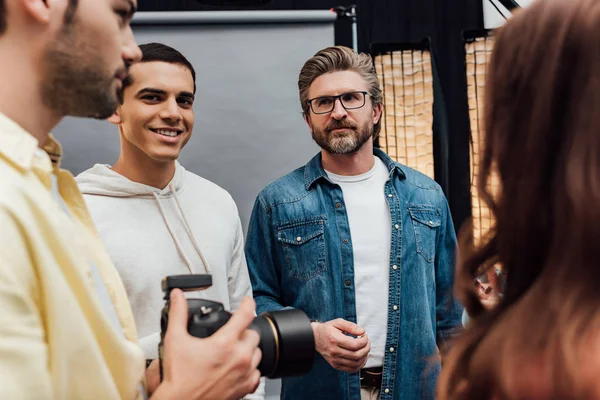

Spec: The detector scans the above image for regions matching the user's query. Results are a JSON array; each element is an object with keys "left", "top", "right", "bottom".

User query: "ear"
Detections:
[
  {"left": 372, "top": 103, "right": 383, "bottom": 125},
  {"left": 20, "top": 0, "right": 52, "bottom": 25},
  {"left": 108, "top": 110, "right": 122, "bottom": 125}
]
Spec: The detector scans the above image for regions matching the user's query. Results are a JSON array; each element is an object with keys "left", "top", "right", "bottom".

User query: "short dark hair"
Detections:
[
  {"left": 119, "top": 42, "right": 196, "bottom": 103},
  {"left": 0, "top": 0, "right": 78, "bottom": 35}
]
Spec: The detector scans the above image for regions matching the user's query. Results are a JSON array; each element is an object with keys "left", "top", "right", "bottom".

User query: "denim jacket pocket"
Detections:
[
  {"left": 408, "top": 206, "right": 442, "bottom": 263},
  {"left": 277, "top": 218, "right": 327, "bottom": 282}
]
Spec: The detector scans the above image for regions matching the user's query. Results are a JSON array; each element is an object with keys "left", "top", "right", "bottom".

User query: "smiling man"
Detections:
[{"left": 76, "top": 42, "right": 263, "bottom": 394}]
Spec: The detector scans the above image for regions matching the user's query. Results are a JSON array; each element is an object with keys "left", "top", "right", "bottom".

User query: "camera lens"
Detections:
[{"left": 249, "top": 309, "right": 315, "bottom": 378}]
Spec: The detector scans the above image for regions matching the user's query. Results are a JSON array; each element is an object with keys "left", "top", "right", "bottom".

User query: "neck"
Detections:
[
  {"left": 0, "top": 40, "right": 61, "bottom": 146},
  {"left": 321, "top": 139, "right": 375, "bottom": 176},
  {"left": 112, "top": 136, "right": 176, "bottom": 190}
]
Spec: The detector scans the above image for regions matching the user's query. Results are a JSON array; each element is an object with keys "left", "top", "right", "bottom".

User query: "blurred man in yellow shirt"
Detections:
[{"left": 0, "top": 0, "right": 261, "bottom": 399}]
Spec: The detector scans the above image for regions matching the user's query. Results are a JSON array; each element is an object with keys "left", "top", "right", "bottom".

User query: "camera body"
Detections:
[{"left": 159, "top": 275, "right": 315, "bottom": 380}]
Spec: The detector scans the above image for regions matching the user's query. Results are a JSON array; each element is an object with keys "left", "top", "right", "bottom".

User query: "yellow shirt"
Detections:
[{"left": 0, "top": 113, "right": 144, "bottom": 399}]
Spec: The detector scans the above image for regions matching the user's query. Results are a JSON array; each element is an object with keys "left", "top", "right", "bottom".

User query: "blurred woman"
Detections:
[{"left": 438, "top": 0, "right": 600, "bottom": 398}]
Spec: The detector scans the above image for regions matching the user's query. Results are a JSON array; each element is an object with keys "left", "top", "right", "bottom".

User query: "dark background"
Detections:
[{"left": 137, "top": 0, "right": 485, "bottom": 232}]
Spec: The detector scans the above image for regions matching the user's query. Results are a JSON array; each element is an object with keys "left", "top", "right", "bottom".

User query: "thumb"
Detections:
[
  {"left": 332, "top": 319, "right": 365, "bottom": 336},
  {"left": 165, "top": 289, "right": 188, "bottom": 337}
]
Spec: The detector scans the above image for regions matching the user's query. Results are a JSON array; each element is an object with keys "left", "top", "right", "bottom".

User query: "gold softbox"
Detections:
[
  {"left": 372, "top": 40, "right": 435, "bottom": 179},
  {"left": 465, "top": 30, "right": 499, "bottom": 246}
]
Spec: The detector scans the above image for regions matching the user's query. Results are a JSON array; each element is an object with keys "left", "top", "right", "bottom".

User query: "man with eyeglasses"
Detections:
[{"left": 245, "top": 46, "right": 463, "bottom": 400}]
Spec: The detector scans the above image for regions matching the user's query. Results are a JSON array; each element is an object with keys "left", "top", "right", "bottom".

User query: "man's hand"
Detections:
[
  {"left": 475, "top": 268, "right": 502, "bottom": 310},
  {"left": 150, "top": 290, "right": 262, "bottom": 400},
  {"left": 145, "top": 360, "right": 160, "bottom": 396},
  {"left": 311, "top": 319, "right": 370, "bottom": 373}
]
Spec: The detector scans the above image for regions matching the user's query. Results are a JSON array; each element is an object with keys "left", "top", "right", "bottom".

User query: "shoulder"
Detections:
[
  {"left": 0, "top": 164, "right": 43, "bottom": 288},
  {"left": 183, "top": 170, "right": 237, "bottom": 208},
  {"left": 397, "top": 163, "right": 442, "bottom": 192},
  {"left": 0, "top": 161, "right": 45, "bottom": 220},
  {"left": 256, "top": 166, "right": 309, "bottom": 208},
  {"left": 394, "top": 163, "right": 447, "bottom": 207}
]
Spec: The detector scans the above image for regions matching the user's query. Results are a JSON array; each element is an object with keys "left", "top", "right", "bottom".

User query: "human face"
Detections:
[
  {"left": 40, "top": 0, "right": 141, "bottom": 119},
  {"left": 113, "top": 61, "right": 195, "bottom": 163},
  {"left": 305, "top": 70, "right": 381, "bottom": 155}
]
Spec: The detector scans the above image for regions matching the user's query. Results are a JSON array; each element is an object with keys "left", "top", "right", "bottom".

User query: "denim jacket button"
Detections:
[
  {"left": 392, "top": 265, "right": 398, "bottom": 270},
  {"left": 384, "top": 388, "right": 390, "bottom": 394},
  {"left": 335, "top": 203, "right": 342, "bottom": 208},
  {"left": 394, "top": 224, "right": 399, "bottom": 229},
  {"left": 387, "top": 193, "right": 393, "bottom": 198},
  {"left": 389, "top": 347, "right": 395, "bottom": 352},
  {"left": 343, "top": 238, "right": 349, "bottom": 244},
  {"left": 345, "top": 279, "right": 351, "bottom": 286},
  {"left": 393, "top": 305, "right": 398, "bottom": 311},
  {"left": 296, "top": 236, "right": 302, "bottom": 242}
]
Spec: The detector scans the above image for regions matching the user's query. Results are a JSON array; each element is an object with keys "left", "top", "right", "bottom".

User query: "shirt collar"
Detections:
[
  {"left": 0, "top": 112, "right": 62, "bottom": 174},
  {"left": 303, "top": 147, "right": 406, "bottom": 190}
]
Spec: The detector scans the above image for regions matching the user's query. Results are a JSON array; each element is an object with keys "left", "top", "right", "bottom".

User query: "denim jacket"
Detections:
[{"left": 245, "top": 148, "right": 463, "bottom": 400}]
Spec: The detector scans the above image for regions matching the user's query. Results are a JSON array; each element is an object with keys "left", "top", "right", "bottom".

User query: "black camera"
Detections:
[{"left": 158, "top": 275, "right": 315, "bottom": 379}]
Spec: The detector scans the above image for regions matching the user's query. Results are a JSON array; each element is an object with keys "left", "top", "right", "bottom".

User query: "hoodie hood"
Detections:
[
  {"left": 76, "top": 161, "right": 185, "bottom": 198},
  {"left": 77, "top": 159, "right": 212, "bottom": 277}
]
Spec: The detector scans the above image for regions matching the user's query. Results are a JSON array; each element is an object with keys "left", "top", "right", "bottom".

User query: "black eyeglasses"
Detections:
[{"left": 306, "top": 91, "right": 369, "bottom": 115}]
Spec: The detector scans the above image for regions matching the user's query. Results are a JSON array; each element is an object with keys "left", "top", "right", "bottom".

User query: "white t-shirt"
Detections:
[{"left": 326, "top": 157, "right": 391, "bottom": 368}]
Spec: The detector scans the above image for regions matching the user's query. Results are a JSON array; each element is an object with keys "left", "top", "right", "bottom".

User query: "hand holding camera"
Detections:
[
  {"left": 150, "top": 289, "right": 261, "bottom": 400},
  {"left": 151, "top": 274, "right": 315, "bottom": 399}
]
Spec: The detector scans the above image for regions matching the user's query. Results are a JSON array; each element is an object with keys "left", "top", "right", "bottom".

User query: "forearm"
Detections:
[
  {"left": 254, "top": 292, "right": 288, "bottom": 315},
  {"left": 435, "top": 198, "right": 464, "bottom": 346}
]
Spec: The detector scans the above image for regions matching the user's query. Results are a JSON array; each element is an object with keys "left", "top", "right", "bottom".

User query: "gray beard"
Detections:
[{"left": 312, "top": 120, "right": 373, "bottom": 155}]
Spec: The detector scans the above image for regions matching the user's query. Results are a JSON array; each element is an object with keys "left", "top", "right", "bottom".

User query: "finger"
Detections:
[
  {"left": 336, "top": 337, "right": 371, "bottom": 361},
  {"left": 335, "top": 332, "right": 370, "bottom": 351},
  {"left": 229, "top": 369, "right": 261, "bottom": 400},
  {"left": 481, "top": 284, "right": 492, "bottom": 294},
  {"left": 245, "top": 370, "right": 261, "bottom": 397},
  {"left": 220, "top": 297, "right": 256, "bottom": 338},
  {"left": 331, "top": 335, "right": 370, "bottom": 360},
  {"left": 358, "top": 356, "right": 368, "bottom": 369},
  {"left": 145, "top": 360, "right": 161, "bottom": 395},
  {"left": 359, "top": 338, "right": 370, "bottom": 363},
  {"left": 251, "top": 347, "right": 262, "bottom": 370},
  {"left": 354, "top": 338, "right": 370, "bottom": 368},
  {"left": 487, "top": 268, "right": 500, "bottom": 291},
  {"left": 331, "top": 347, "right": 366, "bottom": 362},
  {"left": 331, "top": 358, "right": 363, "bottom": 372},
  {"left": 354, "top": 340, "right": 371, "bottom": 361},
  {"left": 481, "top": 297, "right": 500, "bottom": 310},
  {"left": 331, "top": 319, "right": 365, "bottom": 336},
  {"left": 240, "top": 325, "right": 261, "bottom": 349},
  {"left": 164, "top": 289, "right": 188, "bottom": 337}
]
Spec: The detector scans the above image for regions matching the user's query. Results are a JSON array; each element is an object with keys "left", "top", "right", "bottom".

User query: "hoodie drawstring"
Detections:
[
  {"left": 151, "top": 186, "right": 212, "bottom": 275},
  {"left": 169, "top": 183, "right": 212, "bottom": 274}
]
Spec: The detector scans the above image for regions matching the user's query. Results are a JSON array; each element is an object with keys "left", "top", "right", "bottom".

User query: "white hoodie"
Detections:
[{"left": 76, "top": 161, "right": 252, "bottom": 359}]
